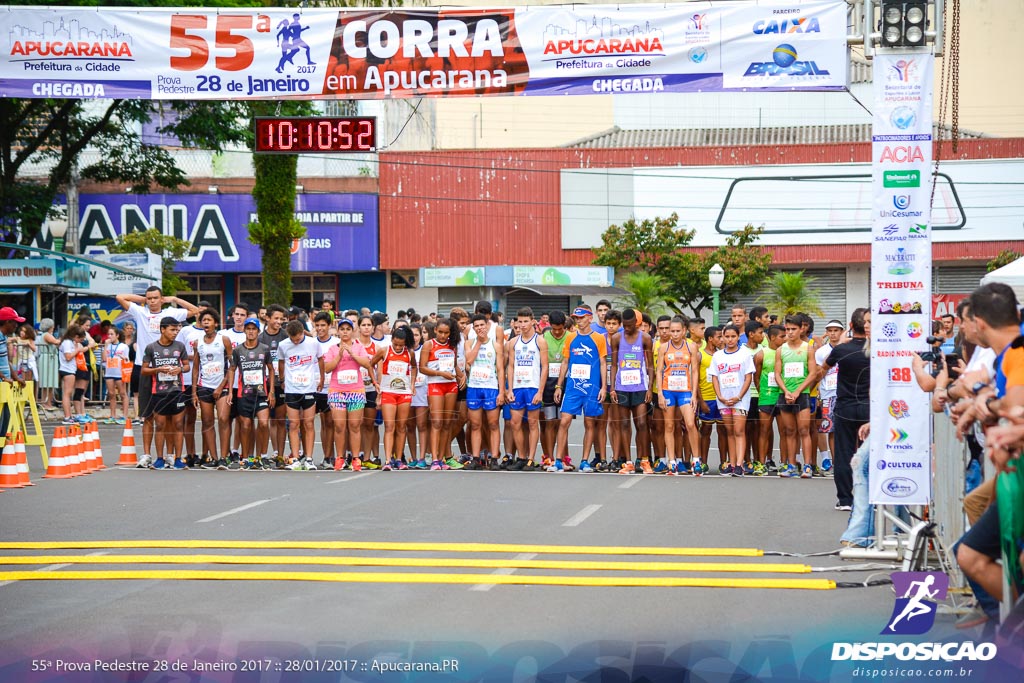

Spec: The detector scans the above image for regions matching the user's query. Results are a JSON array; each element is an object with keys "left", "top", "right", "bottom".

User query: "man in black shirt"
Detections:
[
  {"left": 228, "top": 317, "right": 275, "bottom": 468},
  {"left": 141, "top": 317, "right": 190, "bottom": 469},
  {"left": 823, "top": 308, "right": 871, "bottom": 510},
  {"left": 258, "top": 304, "right": 289, "bottom": 466}
]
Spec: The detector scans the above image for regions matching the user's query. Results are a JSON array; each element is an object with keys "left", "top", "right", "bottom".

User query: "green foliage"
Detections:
[
  {"left": 99, "top": 228, "right": 190, "bottom": 295},
  {"left": 757, "top": 271, "right": 825, "bottom": 318},
  {"left": 593, "top": 216, "right": 771, "bottom": 317},
  {"left": 616, "top": 271, "right": 670, "bottom": 317},
  {"left": 987, "top": 250, "right": 1022, "bottom": 273}
]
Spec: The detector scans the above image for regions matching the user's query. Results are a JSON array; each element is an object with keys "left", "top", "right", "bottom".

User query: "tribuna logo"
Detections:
[{"left": 10, "top": 40, "right": 132, "bottom": 58}]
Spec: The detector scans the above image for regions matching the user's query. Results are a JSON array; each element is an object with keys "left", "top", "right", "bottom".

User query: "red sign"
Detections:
[{"left": 932, "top": 293, "right": 967, "bottom": 320}]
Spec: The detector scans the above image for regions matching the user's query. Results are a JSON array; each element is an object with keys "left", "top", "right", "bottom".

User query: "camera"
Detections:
[{"left": 918, "top": 336, "right": 945, "bottom": 378}]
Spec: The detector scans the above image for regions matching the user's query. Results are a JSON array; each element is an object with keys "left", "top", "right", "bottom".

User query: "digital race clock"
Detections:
[{"left": 254, "top": 116, "right": 376, "bottom": 154}]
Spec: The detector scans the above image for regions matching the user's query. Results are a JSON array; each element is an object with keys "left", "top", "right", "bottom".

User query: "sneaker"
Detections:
[
  {"left": 440, "top": 461, "right": 451, "bottom": 470},
  {"left": 579, "top": 459, "right": 594, "bottom": 473},
  {"left": 779, "top": 464, "right": 796, "bottom": 478},
  {"left": 363, "top": 458, "right": 379, "bottom": 470},
  {"left": 752, "top": 462, "right": 766, "bottom": 476},
  {"left": 523, "top": 459, "right": 539, "bottom": 472},
  {"left": 652, "top": 461, "right": 668, "bottom": 474},
  {"left": 640, "top": 459, "right": 654, "bottom": 474},
  {"left": 134, "top": 417, "right": 145, "bottom": 426},
  {"left": 691, "top": 459, "right": 703, "bottom": 477},
  {"left": 834, "top": 502, "right": 853, "bottom": 512},
  {"left": 732, "top": 465, "right": 744, "bottom": 477},
  {"left": 186, "top": 454, "right": 200, "bottom": 469},
  {"left": 398, "top": 460, "right": 409, "bottom": 471},
  {"left": 719, "top": 464, "right": 734, "bottom": 477},
  {"left": 812, "top": 465, "right": 825, "bottom": 478},
  {"left": 228, "top": 456, "right": 241, "bottom": 470},
  {"left": 261, "top": 457, "right": 277, "bottom": 470},
  {"left": 594, "top": 460, "right": 609, "bottom": 472},
  {"left": 701, "top": 462, "right": 709, "bottom": 474},
  {"left": 445, "top": 457, "right": 464, "bottom": 470},
  {"left": 382, "top": 461, "right": 393, "bottom": 471},
  {"left": 200, "top": 456, "right": 217, "bottom": 470},
  {"left": 287, "top": 457, "right": 308, "bottom": 471},
  {"left": 545, "top": 460, "right": 560, "bottom": 472},
  {"left": 765, "top": 458, "right": 778, "bottom": 473},
  {"left": 801, "top": 464, "right": 814, "bottom": 479},
  {"left": 151, "top": 457, "right": 166, "bottom": 470},
  {"left": 321, "top": 456, "right": 335, "bottom": 470},
  {"left": 743, "top": 462, "right": 754, "bottom": 476},
  {"left": 333, "top": 456, "right": 344, "bottom": 471},
  {"left": 416, "top": 459, "right": 430, "bottom": 470},
  {"left": 215, "top": 458, "right": 228, "bottom": 470},
  {"left": 618, "top": 461, "right": 635, "bottom": 474},
  {"left": 136, "top": 454, "right": 152, "bottom": 469},
  {"left": 430, "top": 460, "right": 442, "bottom": 470},
  {"left": 541, "top": 456, "right": 554, "bottom": 469},
  {"left": 510, "top": 458, "right": 527, "bottom": 471},
  {"left": 61, "top": 417, "right": 76, "bottom": 425},
  {"left": 274, "top": 455, "right": 287, "bottom": 470},
  {"left": 788, "top": 463, "right": 800, "bottom": 477},
  {"left": 351, "top": 457, "right": 362, "bottom": 472},
  {"left": 562, "top": 457, "right": 575, "bottom": 472},
  {"left": 676, "top": 460, "right": 691, "bottom": 475},
  {"left": 173, "top": 458, "right": 187, "bottom": 470},
  {"left": 820, "top": 457, "right": 833, "bottom": 472}
]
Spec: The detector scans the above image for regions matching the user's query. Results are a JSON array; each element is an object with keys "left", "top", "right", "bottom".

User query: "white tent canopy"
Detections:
[{"left": 980, "top": 256, "right": 1024, "bottom": 300}]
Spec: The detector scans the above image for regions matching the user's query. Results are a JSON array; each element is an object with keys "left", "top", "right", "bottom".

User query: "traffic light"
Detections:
[{"left": 880, "top": 1, "right": 928, "bottom": 48}]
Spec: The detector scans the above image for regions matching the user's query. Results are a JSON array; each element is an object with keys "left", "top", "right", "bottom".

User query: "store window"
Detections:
[
  {"left": 235, "top": 274, "right": 337, "bottom": 313},
  {"left": 237, "top": 275, "right": 264, "bottom": 311},
  {"left": 178, "top": 275, "right": 224, "bottom": 318}
]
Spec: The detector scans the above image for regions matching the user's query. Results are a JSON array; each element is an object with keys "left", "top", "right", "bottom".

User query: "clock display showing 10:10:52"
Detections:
[{"left": 254, "top": 116, "right": 376, "bottom": 154}]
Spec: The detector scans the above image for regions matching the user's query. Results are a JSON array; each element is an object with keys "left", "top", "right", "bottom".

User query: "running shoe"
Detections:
[
  {"left": 618, "top": 461, "right": 635, "bottom": 474},
  {"left": 261, "top": 457, "right": 277, "bottom": 470},
  {"left": 430, "top": 460, "right": 442, "bottom": 470},
  {"left": 152, "top": 457, "right": 166, "bottom": 470},
  {"left": 579, "top": 459, "right": 594, "bottom": 473},
  {"left": 523, "top": 459, "right": 539, "bottom": 472},
  {"left": 416, "top": 459, "right": 430, "bottom": 470},
  {"left": 812, "top": 465, "right": 825, "bottom": 478},
  {"left": 200, "top": 456, "right": 217, "bottom": 470},
  {"left": 363, "top": 458, "right": 379, "bottom": 470},
  {"left": 562, "top": 457, "right": 575, "bottom": 472},
  {"left": 732, "top": 465, "right": 744, "bottom": 477},
  {"left": 778, "top": 464, "right": 796, "bottom": 478},
  {"left": 765, "top": 458, "right": 778, "bottom": 473},
  {"left": 321, "top": 456, "right": 336, "bottom": 470},
  {"left": 351, "top": 457, "right": 362, "bottom": 472},
  {"left": 821, "top": 457, "right": 833, "bottom": 473},
  {"left": 594, "top": 460, "right": 609, "bottom": 472},
  {"left": 691, "top": 458, "right": 703, "bottom": 477},
  {"left": 508, "top": 458, "right": 525, "bottom": 471},
  {"left": 445, "top": 457, "right": 464, "bottom": 470},
  {"left": 640, "top": 459, "right": 654, "bottom": 474},
  {"left": 215, "top": 458, "right": 228, "bottom": 470},
  {"left": 545, "top": 459, "right": 562, "bottom": 472},
  {"left": 398, "top": 460, "right": 409, "bottom": 471},
  {"left": 719, "top": 464, "right": 734, "bottom": 477},
  {"left": 676, "top": 460, "right": 691, "bottom": 475},
  {"left": 743, "top": 462, "right": 754, "bottom": 476},
  {"left": 274, "top": 455, "right": 287, "bottom": 470},
  {"left": 440, "top": 461, "right": 451, "bottom": 470},
  {"left": 287, "top": 457, "right": 309, "bottom": 471},
  {"left": 187, "top": 454, "right": 201, "bottom": 469},
  {"left": 801, "top": 464, "right": 814, "bottom": 479},
  {"left": 382, "top": 460, "right": 393, "bottom": 471},
  {"left": 653, "top": 461, "right": 669, "bottom": 474},
  {"left": 173, "top": 457, "right": 186, "bottom": 470},
  {"left": 136, "top": 454, "right": 152, "bottom": 469},
  {"left": 752, "top": 462, "right": 766, "bottom": 476},
  {"left": 61, "top": 417, "right": 76, "bottom": 425},
  {"left": 834, "top": 502, "right": 853, "bottom": 512},
  {"left": 701, "top": 462, "right": 709, "bottom": 474},
  {"left": 228, "top": 455, "right": 241, "bottom": 470},
  {"left": 134, "top": 417, "right": 145, "bottom": 426},
  {"left": 788, "top": 463, "right": 800, "bottom": 477},
  {"left": 541, "top": 456, "right": 553, "bottom": 469}
]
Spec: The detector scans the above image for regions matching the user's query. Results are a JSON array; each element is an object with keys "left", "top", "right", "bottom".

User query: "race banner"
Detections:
[
  {"left": 0, "top": 1, "right": 848, "bottom": 100},
  {"left": 869, "top": 52, "right": 934, "bottom": 506}
]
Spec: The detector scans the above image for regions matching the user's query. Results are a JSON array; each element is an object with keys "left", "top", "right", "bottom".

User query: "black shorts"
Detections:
[
  {"left": 456, "top": 386, "right": 467, "bottom": 402},
  {"left": 271, "top": 385, "right": 285, "bottom": 412},
  {"left": 542, "top": 377, "right": 559, "bottom": 406},
  {"left": 315, "top": 393, "right": 331, "bottom": 414},
  {"left": 195, "top": 386, "right": 227, "bottom": 404},
  {"left": 151, "top": 391, "right": 186, "bottom": 417},
  {"left": 960, "top": 504, "right": 1001, "bottom": 560},
  {"left": 614, "top": 390, "right": 647, "bottom": 408},
  {"left": 138, "top": 367, "right": 154, "bottom": 418},
  {"left": 776, "top": 393, "right": 811, "bottom": 413},
  {"left": 130, "top": 363, "right": 141, "bottom": 395},
  {"left": 285, "top": 393, "right": 316, "bottom": 411},
  {"left": 748, "top": 395, "right": 760, "bottom": 415},
  {"left": 235, "top": 394, "right": 270, "bottom": 418},
  {"left": 365, "top": 389, "right": 379, "bottom": 409},
  {"left": 60, "top": 369, "right": 90, "bottom": 382}
]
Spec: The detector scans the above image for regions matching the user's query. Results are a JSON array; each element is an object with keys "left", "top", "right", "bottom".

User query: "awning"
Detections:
[{"left": 507, "top": 285, "right": 630, "bottom": 296}]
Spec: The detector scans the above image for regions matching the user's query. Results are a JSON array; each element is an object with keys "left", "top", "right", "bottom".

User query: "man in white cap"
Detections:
[{"left": 815, "top": 319, "right": 847, "bottom": 475}]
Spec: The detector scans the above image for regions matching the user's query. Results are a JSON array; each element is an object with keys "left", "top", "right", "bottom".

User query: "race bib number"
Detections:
[
  {"left": 338, "top": 369, "right": 359, "bottom": 385},
  {"left": 784, "top": 362, "right": 804, "bottom": 379},
  {"left": 514, "top": 365, "right": 533, "bottom": 386},
  {"left": 767, "top": 373, "right": 778, "bottom": 388},
  {"left": 721, "top": 372, "right": 740, "bottom": 389},
  {"left": 471, "top": 365, "right": 495, "bottom": 383},
  {"left": 361, "top": 367, "right": 372, "bottom": 384},
  {"left": 389, "top": 361, "right": 409, "bottom": 377},
  {"left": 147, "top": 316, "right": 160, "bottom": 334},
  {"left": 201, "top": 362, "right": 223, "bottom": 380},
  {"left": 243, "top": 369, "right": 263, "bottom": 386},
  {"left": 620, "top": 369, "right": 642, "bottom": 386},
  {"left": 570, "top": 364, "right": 591, "bottom": 380},
  {"left": 548, "top": 362, "right": 561, "bottom": 378},
  {"left": 106, "top": 356, "right": 120, "bottom": 369},
  {"left": 415, "top": 373, "right": 427, "bottom": 387},
  {"left": 437, "top": 358, "right": 455, "bottom": 374},
  {"left": 824, "top": 373, "right": 838, "bottom": 391},
  {"left": 667, "top": 373, "right": 688, "bottom": 391},
  {"left": 293, "top": 370, "right": 312, "bottom": 387},
  {"left": 158, "top": 372, "right": 177, "bottom": 383}
]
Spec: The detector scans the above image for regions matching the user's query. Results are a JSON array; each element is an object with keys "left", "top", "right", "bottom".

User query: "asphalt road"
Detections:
[{"left": 0, "top": 420, "right": 987, "bottom": 682}]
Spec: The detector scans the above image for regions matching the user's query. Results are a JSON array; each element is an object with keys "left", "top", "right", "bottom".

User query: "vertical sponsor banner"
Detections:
[{"left": 870, "top": 53, "right": 934, "bottom": 506}]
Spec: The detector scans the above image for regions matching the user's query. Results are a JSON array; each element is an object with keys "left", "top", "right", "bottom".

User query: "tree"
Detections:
[
  {"left": 987, "top": 249, "right": 1022, "bottom": 273},
  {"left": 99, "top": 228, "right": 190, "bottom": 295},
  {"left": 593, "top": 216, "right": 771, "bottom": 317},
  {"left": 616, "top": 271, "right": 670, "bottom": 317},
  {"left": 757, "top": 271, "right": 825, "bottom": 318}
]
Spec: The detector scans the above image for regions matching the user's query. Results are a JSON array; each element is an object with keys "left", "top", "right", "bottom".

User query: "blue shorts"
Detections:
[
  {"left": 560, "top": 391, "right": 604, "bottom": 418},
  {"left": 466, "top": 387, "right": 499, "bottom": 411},
  {"left": 502, "top": 403, "right": 512, "bottom": 421},
  {"left": 510, "top": 387, "right": 541, "bottom": 411},
  {"left": 809, "top": 396, "right": 818, "bottom": 413},
  {"left": 662, "top": 390, "right": 692, "bottom": 407},
  {"left": 698, "top": 399, "right": 722, "bottom": 423}
]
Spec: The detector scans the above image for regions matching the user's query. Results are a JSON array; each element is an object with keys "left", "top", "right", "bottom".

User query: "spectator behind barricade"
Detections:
[
  {"left": 0, "top": 306, "right": 26, "bottom": 386},
  {"left": 37, "top": 318, "right": 60, "bottom": 412},
  {"left": 14, "top": 323, "right": 37, "bottom": 383},
  {"left": 940, "top": 313, "right": 957, "bottom": 354}
]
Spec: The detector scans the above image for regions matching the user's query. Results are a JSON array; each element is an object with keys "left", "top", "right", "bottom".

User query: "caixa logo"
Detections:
[
  {"left": 751, "top": 16, "right": 822, "bottom": 34},
  {"left": 743, "top": 44, "right": 830, "bottom": 78}
]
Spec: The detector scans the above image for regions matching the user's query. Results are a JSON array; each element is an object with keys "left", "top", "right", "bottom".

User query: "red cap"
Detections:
[{"left": 0, "top": 307, "right": 25, "bottom": 323}]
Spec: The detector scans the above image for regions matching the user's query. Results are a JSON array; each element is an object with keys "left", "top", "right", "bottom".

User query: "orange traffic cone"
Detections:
[
  {"left": 117, "top": 422, "right": 138, "bottom": 466},
  {"left": 14, "top": 431, "right": 33, "bottom": 486},
  {"left": 0, "top": 437, "right": 22, "bottom": 489},
  {"left": 83, "top": 422, "right": 100, "bottom": 472},
  {"left": 43, "top": 426, "right": 75, "bottom": 479},
  {"left": 68, "top": 425, "right": 85, "bottom": 476}
]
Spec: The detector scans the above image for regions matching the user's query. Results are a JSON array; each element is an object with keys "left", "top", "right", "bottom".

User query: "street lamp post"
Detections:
[
  {"left": 47, "top": 216, "right": 69, "bottom": 253},
  {"left": 708, "top": 263, "right": 725, "bottom": 327}
]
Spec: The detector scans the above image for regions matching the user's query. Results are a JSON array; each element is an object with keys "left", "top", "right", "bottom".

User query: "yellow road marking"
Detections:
[
  {"left": 0, "top": 555, "right": 810, "bottom": 573},
  {"left": 0, "top": 570, "right": 835, "bottom": 590},
  {"left": 0, "top": 541, "right": 763, "bottom": 557}
]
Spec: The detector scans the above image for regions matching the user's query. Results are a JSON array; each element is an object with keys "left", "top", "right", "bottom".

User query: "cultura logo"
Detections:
[
  {"left": 743, "top": 44, "right": 830, "bottom": 77},
  {"left": 889, "top": 428, "right": 909, "bottom": 443},
  {"left": 751, "top": 16, "right": 822, "bottom": 34}
]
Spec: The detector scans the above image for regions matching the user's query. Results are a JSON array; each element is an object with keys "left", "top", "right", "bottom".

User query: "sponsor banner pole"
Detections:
[{"left": 869, "top": 52, "right": 934, "bottom": 506}]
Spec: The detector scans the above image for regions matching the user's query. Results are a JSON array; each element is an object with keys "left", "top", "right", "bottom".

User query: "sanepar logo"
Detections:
[{"left": 884, "top": 170, "right": 921, "bottom": 188}]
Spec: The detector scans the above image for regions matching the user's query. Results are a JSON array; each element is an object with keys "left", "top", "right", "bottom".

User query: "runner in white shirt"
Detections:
[
  {"left": 116, "top": 287, "right": 197, "bottom": 464},
  {"left": 465, "top": 313, "right": 505, "bottom": 467},
  {"left": 277, "top": 320, "right": 325, "bottom": 470},
  {"left": 220, "top": 303, "right": 250, "bottom": 461},
  {"left": 101, "top": 327, "right": 130, "bottom": 424},
  {"left": 175, "top": 318, "right": 206, "bottom": 467},
  {"left": 708, "top": 324, "right": 755, "bottom": 477},
  {"left": 191, "top": 308, "right": 232, "bottom": 469},
  {"left": 814, "top": 320, "right": 846, "bottom": 471}
]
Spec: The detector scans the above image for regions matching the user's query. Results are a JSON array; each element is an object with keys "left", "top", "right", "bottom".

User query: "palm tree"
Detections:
[
  {"left": 616, "top": 271, "right": 669, "bottom": 317},
  {"left": 757, "top": 271, "right": 825, "bottom": 318}
]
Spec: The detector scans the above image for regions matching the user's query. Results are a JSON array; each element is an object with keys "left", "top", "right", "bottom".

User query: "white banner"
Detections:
[
  {"left": 85, "top": 253, "right": 161, "bottom": 297},
  {"left": 0, "top": 1, "right": 848, "bottom": 100},
  {"left": 869, "top": 52, "right": 934, "bottom": 506}
]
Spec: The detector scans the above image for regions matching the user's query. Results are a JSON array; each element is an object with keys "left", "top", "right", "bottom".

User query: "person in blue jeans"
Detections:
[{"left": 840, "top": 425, "right": 874, "bottom": 547}]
